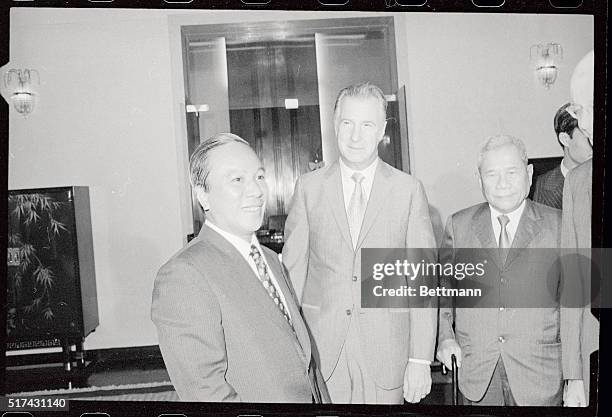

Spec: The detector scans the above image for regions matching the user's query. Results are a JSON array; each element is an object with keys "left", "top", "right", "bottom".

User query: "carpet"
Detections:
[{"left": 9, "top": 381, "right": 180, "bottom": 401}]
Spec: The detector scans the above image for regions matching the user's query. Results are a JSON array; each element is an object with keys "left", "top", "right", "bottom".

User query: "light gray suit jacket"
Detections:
[
  {"left": 561, "top": 159, "right": 599, "bottom": 404},
  {"left": 283, "top": 160, "right": 437, "bottom": 389},
  {"left": 438, "top": 200, "right": 572, "bottom": 405},
  {"left": 151, "top": 225, "right": 328, "bottom": 403}
]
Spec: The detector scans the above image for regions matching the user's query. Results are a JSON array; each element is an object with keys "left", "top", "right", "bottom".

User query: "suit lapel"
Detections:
[
  {"left": 199, "top": 226, "right": 297, "bottom": 339},
  {"left": 323, "top": 162, "right": 353, "bottom": 249},
  {"left": 472, "top": 203, "right": 502, "bottom": 269},
  {"left": 263, "top": 250, "right": 311, "bottom": 362},
  {"left": 356, "top": 161, "right": 393, "bottom": 249},
  {"left": 505, "top": 200, "right": 541, "bottom": 267}
]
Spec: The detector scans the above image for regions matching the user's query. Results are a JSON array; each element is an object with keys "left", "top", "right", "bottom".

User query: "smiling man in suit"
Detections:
[
  {"left": 283, "top": 82, "right": 437, "bottom": 404},
  {"left": 436, "top": 135, "right": 577, "bottom": 406},
  {"left": 151, "top": 133, "right": 327, "bottom": 402}
]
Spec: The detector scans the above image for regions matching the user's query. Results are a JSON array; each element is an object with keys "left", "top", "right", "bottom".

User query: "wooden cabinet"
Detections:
[{"left": 7, "top": 186, "right": 98, "bottom": 356}]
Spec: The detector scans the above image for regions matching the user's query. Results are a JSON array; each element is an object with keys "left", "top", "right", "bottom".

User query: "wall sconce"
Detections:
[
  {"left": 530, "top": 43, "right": 563, "bottom": 89},
  {"left": 4, "top": 69, "right": 39, "bottom": 117}
]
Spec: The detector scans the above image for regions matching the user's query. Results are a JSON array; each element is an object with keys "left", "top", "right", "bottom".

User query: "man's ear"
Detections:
[
  {"left": 195, "top": 187, "right": 210, "bottom": 211},
  {"left": 527, "top": 163, "right": 534, "bottom": 186},
  {"left": 558, "top": 132, "right": 571, "bottom": 147},
  {"left": 377, "top": 120, "right": 388, "bottom": 144}
]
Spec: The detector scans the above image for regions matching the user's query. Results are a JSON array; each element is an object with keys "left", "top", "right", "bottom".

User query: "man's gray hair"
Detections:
[
  {"left": 189, "top": 132, "right": 249, "bottom": 191},
  {"left": 333, "top": 82, "right": 387, "bottom": 122},
  {"left": 477, "top": 135, "right": 529, "bottom": 170}
]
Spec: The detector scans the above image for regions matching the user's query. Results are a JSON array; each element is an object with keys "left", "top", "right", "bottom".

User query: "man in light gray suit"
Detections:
[
  {"left": 437, "top": 135, "right": 579, "bottom": 406},
  {"left": 152, "top": 133, "right": 328, "bottom": 402},
  {"left": 283, "top": 82, "right": 437, "bottom": 404},
  {"left": 561, "top": 50, "right": 599, "bottom": 407}
]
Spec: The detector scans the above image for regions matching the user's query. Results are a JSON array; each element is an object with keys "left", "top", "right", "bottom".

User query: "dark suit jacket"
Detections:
[
  {"left": 283, "top": 160, "right": 437, "bottom": 389},
  {"left": 533, "top": 165, "right": 564, "bottom": 209},
  {"left": 151, "top": 225, "right": 328, "bottom": 402},
  {"left": 560, "top": 159, "right": 598, "bottom": 404},
  {"left": 438, "top": 200, "right": 574, "bottom": 405}
]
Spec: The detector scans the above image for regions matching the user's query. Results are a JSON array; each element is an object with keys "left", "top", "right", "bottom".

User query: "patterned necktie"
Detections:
[
  {"left": 348, "top": 172, "right": 366, "bottom": 248},
  {"left": 249, "top": 245, "right": 293, "bottom": 327},
  {"left": 497, "top": 214, "right": 511, "bottom": 263}
]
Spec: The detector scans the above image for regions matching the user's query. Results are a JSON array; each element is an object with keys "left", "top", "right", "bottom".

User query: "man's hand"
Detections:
[
  {"left": 403, "top": 362, "right": 431, "bottom": 403},
  {"left": 436, "top": 339, "right": 462, "bottom": 370},
  {"left": 564, "top": 380, "right": 586, "bottom": 407}
]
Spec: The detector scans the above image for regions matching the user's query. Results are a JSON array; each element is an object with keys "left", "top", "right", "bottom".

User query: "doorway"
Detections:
[{"left": 181, "top": 17, "right": 405, "bottom": 235}]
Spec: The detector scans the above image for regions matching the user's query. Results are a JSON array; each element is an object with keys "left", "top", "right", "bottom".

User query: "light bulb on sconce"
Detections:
[
  {"left": 530, "top": 43, "right": 563, "bottom": 89},
  {"left": 4, "top": 69, "right": 39, "bottom": 117}
]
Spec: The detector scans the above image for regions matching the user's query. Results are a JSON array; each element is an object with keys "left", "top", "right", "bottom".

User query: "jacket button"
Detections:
[
  {"left": 346, "top": 309, "right": 352, "bottom": 316},
  {"left": 498, "top": 336, "right": 505, "bottom": 343},
  {"left": 352, "top": 276, "right": 358, "bottom": 282}
]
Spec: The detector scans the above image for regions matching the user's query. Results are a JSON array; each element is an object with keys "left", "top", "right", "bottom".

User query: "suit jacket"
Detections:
[
  {"left": 533, "top": 165, "right": 564, "bottom": 209},
  {"left": 283, "top": 160, "right": 437, "bottom": 389},
  {"left": 151, "top": 225, "right": 329, "bottom": 403},
  {"left": 438, "top": 200, "right": 573, "bottom": 405},
  {"left": 560, "top": 159, "right": 599, "bottom": 405}
]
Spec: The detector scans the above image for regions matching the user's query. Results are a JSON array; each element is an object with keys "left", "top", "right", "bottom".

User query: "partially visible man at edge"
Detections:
[
  {"left": 533, "top": 102, "right": 592, "bottom": 209},
  {"left": 151, "top": 133, "right": 329, "bottom": 403},
  {"left": 560, "top": 49, "right": 599, "bottom": 407}
]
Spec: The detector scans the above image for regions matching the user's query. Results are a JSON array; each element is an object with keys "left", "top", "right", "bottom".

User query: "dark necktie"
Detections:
[
  {"left": 497, "top": 214, "right": 511, "bottom": 263},
  {"left": 249, "top": 245, "right": 293, "bottom": 327}
]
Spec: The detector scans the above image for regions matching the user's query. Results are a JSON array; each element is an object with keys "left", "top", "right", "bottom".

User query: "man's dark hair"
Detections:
[
  {"left": 553, "top": 102, "right": 579, "bottom": 148},
  {"left": 189, "top": 133, "right": 249, "bottom": 191},
  {"left": 333, "top": 82, "right": 387, "bottom": 123}
]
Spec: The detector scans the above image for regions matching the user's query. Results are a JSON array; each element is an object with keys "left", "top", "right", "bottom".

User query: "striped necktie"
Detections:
[{"left": 249, "top": 245, "right": 293, "bottom": 327}]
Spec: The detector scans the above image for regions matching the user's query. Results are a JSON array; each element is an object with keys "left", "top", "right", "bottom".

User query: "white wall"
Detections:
[
  {"left": 5, "top": 8, "right": 593, "bottom": 351},
  {"left": 397, "top": 13, "right": 593, "bottom": 237},
  {"left": 6, "top": 8, "right": 185, "bottom": 351}
]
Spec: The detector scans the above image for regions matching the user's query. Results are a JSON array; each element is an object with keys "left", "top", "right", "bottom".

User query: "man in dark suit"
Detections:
[
  {"left": 561, "top": 50, "right": 598, "bottom": 407},
  {"left": 437, "top": 135, "right": 578, "bottom": 406},
  {"left": 283, "top": 82, "right": 437, "bottom": 404},
  {"left": 533, "top": 103, "right": 592, "bottom": 209},
  {"left": 151, "top": 133, "right": 328, "bottom": 403}
]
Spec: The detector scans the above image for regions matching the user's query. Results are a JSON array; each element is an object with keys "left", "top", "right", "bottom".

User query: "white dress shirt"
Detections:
[
  {"left": 205, "top": 220, "right": 291, "bottom": 319},
  {"left": 339, "top": 157, "right": 378, "bottom": 212},
  {"left": 489, "top": 200, "right": 526, "bottom": 247}
]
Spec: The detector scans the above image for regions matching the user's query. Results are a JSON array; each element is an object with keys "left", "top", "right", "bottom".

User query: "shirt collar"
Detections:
[
  {"left": 489, "top": 199, "right": 526, "bottom": 226},
  {"left": 338, "top": 157, "right": 379, "bottom": 182},
  {"left": 205, "top": 219, "right": 258, "bottom": 258}
]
